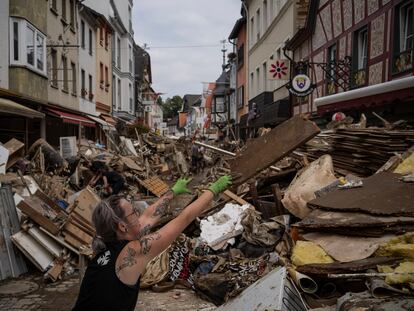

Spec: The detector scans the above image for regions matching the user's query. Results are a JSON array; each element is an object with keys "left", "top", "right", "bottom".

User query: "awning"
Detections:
[
  {"left": 46, "top": 107, "right": 96, "bottom": 127},
  {"left": 100, "top": 114, "right": 117, "bottom": 126},
  {"left": 113, "top": 116, "right": 134, "bottom": 125},
  {"left": 88, "top": 115, "right": 116, "bottom": 131},
  {"left": 316, "top": 76, "right": 414, "bottom": 114},
  {"left": 0, "top": 98, "right": 45, "bottom": 118}
]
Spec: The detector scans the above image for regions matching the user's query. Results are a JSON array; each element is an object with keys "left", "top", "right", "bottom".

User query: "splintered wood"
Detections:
[{"left": 139, "top": 176, "right": 170, "bottom": 197}]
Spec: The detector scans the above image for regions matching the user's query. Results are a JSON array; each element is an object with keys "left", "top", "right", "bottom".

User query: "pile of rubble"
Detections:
[{"left": 1, "top": 114, "right": 414, "bottom": 310}]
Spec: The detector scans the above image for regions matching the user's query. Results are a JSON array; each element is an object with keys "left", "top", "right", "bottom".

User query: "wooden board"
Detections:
[
  {"left": 63, "top": 222, "right": 93, "bottom": 245},
  {"left": 230, "top": 116, "right": 320, "bottom": 186},
  {"left": 139, "top": 176, "right": 170, "bottom": 197},
  {"left": 72, "top": 186, "right": 100, "bottom": 225},
  {"left": 3, "top": 138, "right": 24, "bottom": 169},
  {"left": 17, "top": 197, "right": 60, "bottom": 235}
]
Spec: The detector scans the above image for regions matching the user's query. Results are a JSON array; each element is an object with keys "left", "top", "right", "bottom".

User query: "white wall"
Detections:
[
  {"left": 78, "top": 15, "right": 97, "bottom": 115},
  {"left": 0, "top": 0, "right": 9, "bottom": 89}
]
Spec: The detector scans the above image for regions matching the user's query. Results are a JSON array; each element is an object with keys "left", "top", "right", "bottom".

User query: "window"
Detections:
[
  {"left": 26, "top": 26, "right": 34, "bottom": 66},
  {"left": 129, "top": 45, "right": 132, "bottom": 72},
  {"left": 89, "top": 28, "right": 93, "bottom": 55},
  {"left": 112, "top": 74, "right": 116, "bottom": 108},
  {"left": 81, "top": 21, "right": 85, "bottom": 49},
  {"left": 128, "top": 6, "right": 133, "bottom": 34},
  {"left": 88, "top": 74, "right": 93, "bottom": 100},
  {"left": 100, "top": 63, "right": 104, "bottom": 86},
  {"left": 117, "top": 78, "right": 121, "bottom": 109},
  {"left": 352, "top": 27, "right": 368, "bottom": 88},
  {"left": 250, "top": 72, "right": 254, "bottom": 96},
  {"left": 69, "top": 0, "right": 75, "bottom": 30},
  {"left": 327, "top": 44, "right": 337, "bottom": 94},
  {"left": 276, "top": 47, "right": 281, "bottom": 60},
  {"left": 237, "top": 44, "right": 244, "bottom": 68},
  {"left": 71, "top": 62, "right": 76, "bottom": 95},
  {"left": 237, "top": 86, "right": 244, "bottom": 109},
  {"left": 51, "top": 0, "right": 57, "bottom": 13},
  {"left": 250, "top": 17, "right": 254, "bottom": 46},
  {"left": 263, "top": 0, "right": 268, "bottom": 31},
  {"left": 256, "top": 9, "right": 261, "bottom": 41},
  {"left": 61, "top": 0, "right": 67, "bottom": 22},
  {"left": 62, "top": 55, "right": 68, "bottom": 91},
  {"left": 100, "top": 28, "right": 104, "bottom": 46},
  {"left": 256, "top": 67, "right": 260, "bottom": 92},
  {"left": 13, "top": 21, "right": 19, "bottom": 61},
  {"left": 81, "top": 69, "right": 86, "bottom": 98},
  {"left": 105, "top": 66, "right": 109, "bottom": 90},
  {"left": 36, "top": 34, "right": 44, "bottom": 71},
  {"left": 51, "top": 49, "right": 58, "bottom": 87},
  {"left": 129, "top": 83, "right": 133, "bottom": 112},
  {"left": 10, "top": 19, "right": 47, "bottom": 75},
  {"left": 117, "top": 37, "right": 121, "bottom": 68},
  {"left": 105, "top": 29, "right": 109, "bottom": 49},
  {"left": 393, "top": 0, "right": 413, "bottom": 74},
  {"left": 262, "top": 62, "right": 267, "bottom": 92}
]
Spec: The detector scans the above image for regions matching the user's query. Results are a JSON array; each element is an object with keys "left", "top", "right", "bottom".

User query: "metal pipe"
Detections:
[{"left": 194, "top": 140, "right": 281, "bottom": 171}]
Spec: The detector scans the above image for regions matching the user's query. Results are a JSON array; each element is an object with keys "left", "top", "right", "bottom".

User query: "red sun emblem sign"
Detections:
[{"left": 269, "top": 61, "right": 288, "bottom": 79}]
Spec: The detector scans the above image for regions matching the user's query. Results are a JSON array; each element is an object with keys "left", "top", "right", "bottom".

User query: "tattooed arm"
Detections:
[
  {"left": 134, "top": 191, "right": 174, "bottom": 237},
  {"left": 115, "top": 190, "right": 214, "bottom": 286}
]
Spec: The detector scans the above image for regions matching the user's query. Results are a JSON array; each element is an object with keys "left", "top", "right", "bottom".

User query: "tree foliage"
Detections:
[{"left": 161, "top": 95, "right": 183, "bottom": 119}]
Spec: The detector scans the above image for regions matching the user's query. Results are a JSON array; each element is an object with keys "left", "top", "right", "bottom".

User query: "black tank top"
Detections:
[{"left": 72, "top": 240, "right": 140, "bottom": 311}]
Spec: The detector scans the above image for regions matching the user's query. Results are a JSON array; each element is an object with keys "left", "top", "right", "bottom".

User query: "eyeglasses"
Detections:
[{"left": 124, "top": 206, "right": 140, "bottom": 219}]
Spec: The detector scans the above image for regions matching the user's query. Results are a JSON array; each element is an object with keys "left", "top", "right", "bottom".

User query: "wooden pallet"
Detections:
[{"left": 139, "top": 176, "right": 170, "bottom": 197}]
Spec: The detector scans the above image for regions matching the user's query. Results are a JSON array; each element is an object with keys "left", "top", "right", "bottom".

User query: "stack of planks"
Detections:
[{"left": 297, "top": 128, "right": 414, "bottom": 176}]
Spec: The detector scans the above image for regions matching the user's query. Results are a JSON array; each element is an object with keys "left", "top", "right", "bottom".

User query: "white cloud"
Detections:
[{"left": 133, "top": 0, "right": 241, "bottom": 98}]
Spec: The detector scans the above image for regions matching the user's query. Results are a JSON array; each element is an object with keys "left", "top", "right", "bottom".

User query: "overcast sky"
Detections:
[{"left": 133, "top": 0, "right": 242, "bottom": 100}]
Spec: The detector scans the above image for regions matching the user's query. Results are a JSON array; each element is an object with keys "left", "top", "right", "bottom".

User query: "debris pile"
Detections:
[{"left": 0, "top": 114, "right": 414, "bottom": 310}]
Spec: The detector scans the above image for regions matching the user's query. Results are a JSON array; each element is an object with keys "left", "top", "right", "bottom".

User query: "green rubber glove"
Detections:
[
  {"left": 171, "top": 178, "right": 192, "bottom": 195},
  {"left": 208, "top": 175, "right": 232, "bottom": 195}
]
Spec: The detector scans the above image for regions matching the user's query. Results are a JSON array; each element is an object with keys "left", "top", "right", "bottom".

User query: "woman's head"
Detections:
[{"left": 91, "top": 195, "right": 142, "bottom": 254}]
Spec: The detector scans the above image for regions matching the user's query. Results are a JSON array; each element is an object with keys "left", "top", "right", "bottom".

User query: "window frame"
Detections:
[
  {"left": 9, "top": 18, "right": 47, "bottom": 76},
  {"left": 61, "top": 55, "right": 68, "bottom": 92},
  {"left": 392, "top": 0, "right": 413, "bottom": 75},
  {"left": 61, "top": 0, "right": 67, "bottom": 23},
  {"left": 88, "top": 28, "right": 93, "bottom": 55},
  {"left": 351, "top": 26, "right": 368, "bottom": 88},
  {"left": 71, "top": 62, "right": 77, "bottom": 96}
]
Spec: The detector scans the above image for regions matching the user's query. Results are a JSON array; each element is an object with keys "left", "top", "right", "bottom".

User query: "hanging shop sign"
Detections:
[{"left": 287, "top": 74, "right": 315, "bottom": 97}]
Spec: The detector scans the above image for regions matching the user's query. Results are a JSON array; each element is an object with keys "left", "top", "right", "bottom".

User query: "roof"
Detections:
[
  {"left": 285, "top": 0, "right": 319, "bottom": 51},
  {"left": 214, "top": 71, "right": 230, "bottom": 96},
  {"left": 82, "top": 5, "right": 114, "bottom": 32},
  {"left": 182, "top": 94, "right": 202, "bottom": 112},
  {"left": 228, "top": 17, "right": 246, "bottom": 40}
]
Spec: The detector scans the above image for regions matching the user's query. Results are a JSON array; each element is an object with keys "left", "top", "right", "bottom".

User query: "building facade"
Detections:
[{"left": 286, "top": 0, "right": 414, "bottom": 123}]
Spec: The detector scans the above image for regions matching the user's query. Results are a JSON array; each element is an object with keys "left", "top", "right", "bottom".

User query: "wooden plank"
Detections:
[
  {"left": 230, "top": 116, "right": 320, "bottom": 186},
  {"left": 17, "top": 198, "right": 59, "bottom": 235},
  {"left": 63, "top": 234, "right": 84, "bottom": 250},
  {"left": 222, "top": 190, "right": 250, "bottom": 206},
  {"left": 71, "top": 186, "right": 100, "bottom": 225},
  {"left": 63, "top": 222, "right": 93, "bottom": 245},
  {"left": 34, "top": 189, "right": 65, "bottom": 214},
  {"left": 3, "top": 138, "right": 24, "bottom": 169}
]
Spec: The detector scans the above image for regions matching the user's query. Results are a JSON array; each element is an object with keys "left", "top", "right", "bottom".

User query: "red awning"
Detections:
[{"left": 46, "top": 107, "right": 96, "bottom": 127}]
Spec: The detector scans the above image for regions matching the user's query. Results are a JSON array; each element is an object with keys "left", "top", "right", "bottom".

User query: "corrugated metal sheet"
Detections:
[{"left": 0, "top": 185, "right": 28, "bottom": 280}]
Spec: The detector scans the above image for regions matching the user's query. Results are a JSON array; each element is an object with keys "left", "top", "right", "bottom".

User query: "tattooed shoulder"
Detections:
[
  {"left": 116, "top": 246, "right": 138, "bottom": 276},
  {"left": 139, "top": 232, "right": 161, "bottom": 255}
]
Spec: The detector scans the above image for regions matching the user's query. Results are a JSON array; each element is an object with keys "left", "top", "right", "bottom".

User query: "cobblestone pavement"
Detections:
[{"left": 0, "top": 272, "right": 216, "bottom": 310}]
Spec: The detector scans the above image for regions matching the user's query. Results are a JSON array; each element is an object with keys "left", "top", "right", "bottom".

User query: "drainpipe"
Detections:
[{"left": 241, "top": 0, "right": 249, "bottom": 138}]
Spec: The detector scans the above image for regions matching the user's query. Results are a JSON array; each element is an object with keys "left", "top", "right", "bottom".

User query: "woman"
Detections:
[{"left": 72, "top": 175, "right": 232, "bottom": 311}]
